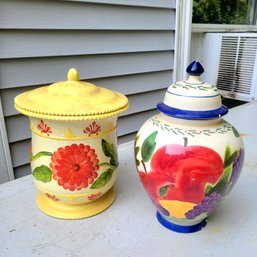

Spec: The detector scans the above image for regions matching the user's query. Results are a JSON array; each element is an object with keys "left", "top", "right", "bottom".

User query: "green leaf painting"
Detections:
[
  {"left": 30, "top": 151, "right": 53, "bottom": 161},
  {"left": 159, "top": 185, "right": 169, "bottom": 197},
  {"left": 224, "top": 144, "right": 231, "bottom": 167},
  {"left": 205, "top": 164, "right": 232, "bottom": 197},
  {"left": 92, "top": 139, "right": 119, "bottom": 189},
  {"left": 134, "top": 136, "right": 141, "bottom": 166},
  {"left": 232, "top": 126, "right": 240, "bottom": 138},
  {"left": 135, "top": 146, "right": 140, "bottom": 166},
  {"left": 141, "top": 131, "right": 158, "bottom": 162},
  {"left": 205, "top": 145, "right": 239, "bottom": 196},
  {"left": 102, "top": 139, "right": 119, "bottom": 167},
  {"left": 224, "top": 145, "right": 239, "bottom": 168},
  {"left": 32, "top": 165, "right": 52, "bottom": 183},
  {"left": 90, "top": 169, "right": 113, "bottom": 189}
]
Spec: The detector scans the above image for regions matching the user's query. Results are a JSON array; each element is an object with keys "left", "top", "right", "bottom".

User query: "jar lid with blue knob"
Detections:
[{"left": 157, "top": 61, "right": 228, "bottom": 120}]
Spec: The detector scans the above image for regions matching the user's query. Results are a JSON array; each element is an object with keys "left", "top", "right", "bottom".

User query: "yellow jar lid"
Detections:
[{"left": 14, "top": 68, "right": 129, "bottom": 121}]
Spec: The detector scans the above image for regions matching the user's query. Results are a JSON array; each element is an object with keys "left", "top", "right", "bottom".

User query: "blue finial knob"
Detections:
[{"left": 186, "top": 61, "right": 204, "bottom": 76}]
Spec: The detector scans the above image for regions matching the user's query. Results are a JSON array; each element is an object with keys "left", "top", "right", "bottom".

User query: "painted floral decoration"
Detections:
[
  {"left": 45, "top": 193, "right": 59, "bottom": 202},
  {"left": 37, "top": 119, "right": 52, "bottom": 136},
  {"left": 50, "top": 144, "right": 99, "bottom": 191},
  {"left": 30, "top": 140, "right": 118, "bottom": 193},
  {"left": 83, "top": 121, "right": 101, "bottom": 136},
  {"left": 87, "top": 192, "right": 103, "bottom": 201}
]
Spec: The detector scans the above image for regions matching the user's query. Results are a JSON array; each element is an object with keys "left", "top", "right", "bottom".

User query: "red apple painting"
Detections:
[
  {"left": 148, "top": 143, "right": 224, "bottom": 203},
  {"left": 135, "top": 130, "right": 244, "bottom": 229}
]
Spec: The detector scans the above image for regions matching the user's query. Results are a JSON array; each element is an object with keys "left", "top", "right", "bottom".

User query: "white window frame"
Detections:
[
  {"left": 174, "top": 0, "right": 193, "bottom": 81},
  {"left": 192, "top": 24, "right": 257, "bottom": 33},
  {"left": 191, "top": 0, "right": 257, "bottom": 33},
  {"left": 191, "top": 3, "right": 257, "bottom": 102}
]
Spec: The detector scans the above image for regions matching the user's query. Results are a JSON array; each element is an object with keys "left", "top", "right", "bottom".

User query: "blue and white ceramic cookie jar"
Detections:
[{"left": 134, "top": 61, "right": 244, "bottom": 233}]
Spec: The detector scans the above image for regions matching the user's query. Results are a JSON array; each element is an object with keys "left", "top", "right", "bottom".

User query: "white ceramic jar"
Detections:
[
  {"left": 14, "top": 68, "right": 128, "bottom": 219},
  {"left": 135, "top": 61, "right": 244, "bottom": 233}
]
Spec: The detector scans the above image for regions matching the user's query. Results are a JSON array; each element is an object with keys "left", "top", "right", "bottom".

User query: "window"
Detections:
[{"left": 193, "top": 0, "right": 257, "bottom": 25}]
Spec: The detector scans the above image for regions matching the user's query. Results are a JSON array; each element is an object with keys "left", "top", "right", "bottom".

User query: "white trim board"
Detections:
[
  {"left": 174, "top": 0, "right": 192, "bottom": 82},
  {"left": 0, "top": 96, "right": 14, "bottom": 183},
  {"left": 192, "top": 24, "right": 257, "bottom": 33}
]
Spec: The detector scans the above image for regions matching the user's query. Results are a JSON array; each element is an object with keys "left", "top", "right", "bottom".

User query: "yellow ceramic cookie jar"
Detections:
[{"left": 14, "top": 68, "right": 128, "bottom": 219}]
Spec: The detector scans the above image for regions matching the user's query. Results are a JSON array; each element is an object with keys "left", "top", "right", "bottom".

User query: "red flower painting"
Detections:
[
  {"left": 87, "top": 192, "right": 103, "bottom": 201},
  {"left": 83, "top": 121, "right": 101, "bottom": 136},
  {"left": 45, "top": 193, "right": 59, "bottom": 201},
  {"left": 140, "top": 144, "right": 224, "bottom": 204},
  {"left": 50, "top": 144, "right": 99, "bottom": 191},
  {"left": 37, "top": 120, "right": 52, "bottom": 136}
]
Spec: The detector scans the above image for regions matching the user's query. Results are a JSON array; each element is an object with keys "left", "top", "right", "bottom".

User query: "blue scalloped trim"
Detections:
[
  {"left": 156, "top": 212, "right": 207, "bottom": 233},
  {"left": 157, "top": 103, "right": 228, "bottom": 120}
]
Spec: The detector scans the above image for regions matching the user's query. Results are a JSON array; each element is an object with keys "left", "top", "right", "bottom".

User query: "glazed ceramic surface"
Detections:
[
  {"left": 14, "top": 68, "right": 128, "bottom": 219},
  {"left": 134, "top": 61, "right": 244, "bottom": 233},
  {"left": 30, "top": 117, "right": 118, "bottom": 203}
]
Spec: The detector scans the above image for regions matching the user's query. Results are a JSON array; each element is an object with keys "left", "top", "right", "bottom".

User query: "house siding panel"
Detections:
[{"left": 0, "top": 0, "right": 176, "bottom": 179}]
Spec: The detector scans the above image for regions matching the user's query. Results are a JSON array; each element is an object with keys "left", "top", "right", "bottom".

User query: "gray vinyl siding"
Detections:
[{"left": 0, "top": 0, "right": 176, "bottom": 179}]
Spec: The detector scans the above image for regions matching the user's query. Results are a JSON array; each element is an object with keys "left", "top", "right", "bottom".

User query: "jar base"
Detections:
[
  {"left": 36, "top": 187, "right": 116, "bottom": 219},
  {"left": 156, "top": 211, "right": 207, "bottom": 233}
]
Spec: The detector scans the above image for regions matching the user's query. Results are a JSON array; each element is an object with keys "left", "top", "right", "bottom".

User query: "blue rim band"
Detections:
[
  {"left": 156, "top": 211, "right": 207, "bottom": 233},
  {"left": 157, "top": 102, "right": 228, "bottom": 120}
]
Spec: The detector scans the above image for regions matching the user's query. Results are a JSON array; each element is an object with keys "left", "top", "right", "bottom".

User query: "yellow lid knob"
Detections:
[{"left": 67, "top": 68, "right": 80, "bottom": 81}]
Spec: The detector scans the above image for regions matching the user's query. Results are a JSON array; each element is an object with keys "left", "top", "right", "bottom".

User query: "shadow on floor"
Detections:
[{"left": 222, "top": 98, "right": 248, "bottom": 109}]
